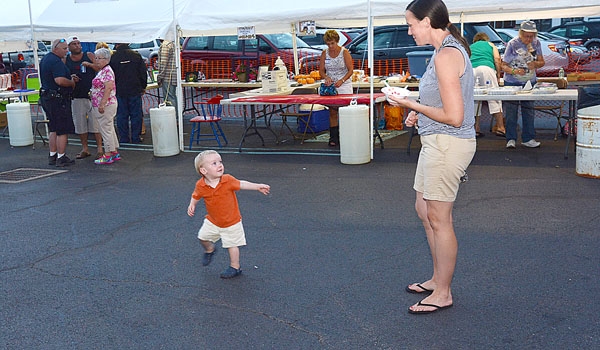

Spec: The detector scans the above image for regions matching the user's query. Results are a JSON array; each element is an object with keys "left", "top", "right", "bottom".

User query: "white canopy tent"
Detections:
[{"left": 1, "top": 0, "right": 599, "bottom": 152}]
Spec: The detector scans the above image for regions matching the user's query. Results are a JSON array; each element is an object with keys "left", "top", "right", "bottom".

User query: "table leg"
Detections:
[
  {"left": 374, "top": 102, "right": 384, "bottom": 149},
  {"left": 564, "top": 100, "right": 576, "bottom": 159},
  {"left": 238, "top": 104, "right": 265, "bottom": 152}
]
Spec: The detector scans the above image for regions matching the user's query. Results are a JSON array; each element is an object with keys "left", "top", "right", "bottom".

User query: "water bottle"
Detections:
[
  {"left": 485, "top": 80, "right": 491, "bottom": 89},
  {"left": 80, "top": 64, "right": 86, "bottom": 73},
  {"left": 558, "top": 67, "right": 564, "bottom": 78},
  {"left": 475, "top": 76, "right": 481, "bottom": 87}
]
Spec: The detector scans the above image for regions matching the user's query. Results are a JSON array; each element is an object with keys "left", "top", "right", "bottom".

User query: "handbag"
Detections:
[{"left": 319, "top": 83, "right": 337, "bottom": 96}]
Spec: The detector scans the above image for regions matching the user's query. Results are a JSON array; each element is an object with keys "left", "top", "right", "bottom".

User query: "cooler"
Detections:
[{"left": 406, "top": 51, "right": 434, "bottom": 77}]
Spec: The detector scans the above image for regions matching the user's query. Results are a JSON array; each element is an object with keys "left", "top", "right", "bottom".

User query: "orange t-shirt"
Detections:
[{"left": 191, "top": 174, "right": 241, "bottom": 228}]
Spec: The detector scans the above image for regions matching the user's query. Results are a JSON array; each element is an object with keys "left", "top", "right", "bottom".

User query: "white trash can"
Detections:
[
  {"left": 150, "top": 104, "right": 179, "bottom": 157},
  {"left": 576, "top": 105, "right": 600, "bottom": 178},
  {"left": 6, "top": 102, "right": 34, "bottom": 146},
  {"left": 339, "top": 103, "right": 370, "bottom": 165}
]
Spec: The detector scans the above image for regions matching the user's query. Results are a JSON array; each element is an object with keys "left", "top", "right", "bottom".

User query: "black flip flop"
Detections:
[
  {"left": 408, "top": 301, "right": 453, "bottom": 314},
  {"left": 405, "top": 283, "right": 433, "bottom": 295}
]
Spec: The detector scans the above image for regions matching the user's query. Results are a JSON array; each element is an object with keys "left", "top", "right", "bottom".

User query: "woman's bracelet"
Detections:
[{"left": 511, "top": 68, "right": 515, "bottom": 74}]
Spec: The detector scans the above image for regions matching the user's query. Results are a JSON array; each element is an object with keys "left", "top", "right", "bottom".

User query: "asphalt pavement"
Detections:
[{"left": 1, "top": 124, "right": 599, "bottom": 349}]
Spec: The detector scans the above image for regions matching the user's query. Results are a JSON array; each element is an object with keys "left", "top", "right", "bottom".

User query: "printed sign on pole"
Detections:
[
  {"left": 238, "top": 26, "right": 256, "bottom": 40},
  {"left": 297, "top": 21, "right": 316, "bottom": 36}
]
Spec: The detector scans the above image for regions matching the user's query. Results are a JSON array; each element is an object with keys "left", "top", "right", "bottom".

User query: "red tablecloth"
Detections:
[{"left": 229, "top": 93, "right": 385, "bottom": 106}]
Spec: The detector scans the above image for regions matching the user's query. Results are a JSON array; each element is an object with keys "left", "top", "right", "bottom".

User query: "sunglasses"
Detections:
[{"left": 53, "top": 38, "right": 66, "bottom": 49}]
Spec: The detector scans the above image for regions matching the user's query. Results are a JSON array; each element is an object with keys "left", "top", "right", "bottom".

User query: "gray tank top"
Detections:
[{"left": 417, "top": 35, "right": 475, "bottom": 139}]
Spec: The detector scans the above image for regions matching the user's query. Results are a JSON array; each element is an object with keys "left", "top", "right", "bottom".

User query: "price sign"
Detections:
[{"left": 237, "top": 26, "right": 256, "bottom": 40}]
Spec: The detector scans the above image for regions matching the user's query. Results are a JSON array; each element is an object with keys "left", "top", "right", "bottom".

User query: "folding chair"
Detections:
[
  {"left": 533, "top": 78, "right": 568, "bottom": 141},
  {"left": 25, "top": 73, "right": 48, "bottom": 148},
  {"left": 189, "top": 94, "right": 228, "bottom": 149},
  {"left": 276, "top": 87, "right": 320, "bottom": 143}
]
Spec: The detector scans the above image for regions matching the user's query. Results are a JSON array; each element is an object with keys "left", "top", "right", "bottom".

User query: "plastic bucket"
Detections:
[
  {"left": 576, "top": 105, "right": 600, "bottom": 178},
  {"left": 339, "top": 104, "right": 370, "bottom": 165},
  {"left": 6, "top": 102, "right": 33, "bottom": 146},
  {"left": 150, "top": 105, "right": 179, "bottom": 157}
]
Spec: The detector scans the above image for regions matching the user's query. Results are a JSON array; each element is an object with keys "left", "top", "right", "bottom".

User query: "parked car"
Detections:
[
  {"left": 129, "top": 39, "right": 162, "bottom": 66},
  {"left": 496, "top": 28, "right": 569, "bottom": 76},
  {"left": 180, "top": 33, "right": 321, "bottom": 79},
  {"left": 537, "top": 31, "right": 592, "bottom": 68},
  {"left": 1, "top": 41, "right": 48, "bottom": 73},
  {"left": 548, "top": 21, "right": 600, "bottom": 53},
  {"left": 344, "top": 23, "right": 505, "bottom": 77},
  {"left": 302, "top": 28, "right": 363, "bottom": 50}
]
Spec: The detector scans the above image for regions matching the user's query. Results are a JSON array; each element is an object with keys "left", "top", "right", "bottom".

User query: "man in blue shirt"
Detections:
[{"left": 39, "top": 38, "right": 79, "bottom": 167}]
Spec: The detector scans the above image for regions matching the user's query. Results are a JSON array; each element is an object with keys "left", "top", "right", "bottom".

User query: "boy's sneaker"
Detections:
[
  {"left": 94, "top": 154, "right": 114, "bottom": 165},
  {"left": 506, "top": 140, "right": 516, "bottom": 149},
  {"left": 48, "top": 154, "right": 57, "bottom": 165},
  {"left": 521, "top": 139, "right": 541, "bottom": 148},
  {"left": 111, "top": 152, "right": 121, "bottom": 161},
  {"left": 220, "top": 266, "right": 242, "bottom": 279},
  {"left": 202, "top": 249, "right": 216, "bottom": 266},
  {"left": 56, "top": 155, "right": 75, "bottom": 167}
]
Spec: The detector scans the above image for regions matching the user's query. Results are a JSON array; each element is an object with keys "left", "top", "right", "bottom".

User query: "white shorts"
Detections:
[
  {"left": 72, "top": 98, "right": 99, "bottom": 134},
  {"left": 473, "top": 66, "right": 502, "bottom": 114},
  {"left": 197, "top": 218, "right": 246, "bottom": 249}
]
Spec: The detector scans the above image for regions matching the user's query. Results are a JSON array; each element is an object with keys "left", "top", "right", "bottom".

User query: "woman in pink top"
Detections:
[{"left": 90, "top": 48, "right": 120, "bottom": 165}]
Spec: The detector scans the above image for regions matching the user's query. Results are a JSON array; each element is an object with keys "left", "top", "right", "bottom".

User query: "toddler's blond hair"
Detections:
[{"left": 194, "top": 150, "right": 219, "bottom": 176}]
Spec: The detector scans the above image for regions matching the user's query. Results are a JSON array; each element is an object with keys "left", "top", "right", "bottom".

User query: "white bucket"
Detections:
[
  {"left": 6, "top": 102, "right": 33, "bottom": 146},
  {"left": 339, "top": 103, "right": 370, "bottom": 165},
  {"left": 576, "top": 105, "right": 600, "bottom": 178},
  {"left": 150, "top": 105, "right": 179, "bottom": 157}
]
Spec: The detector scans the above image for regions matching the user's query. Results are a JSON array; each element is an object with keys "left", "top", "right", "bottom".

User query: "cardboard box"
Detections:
[
  {"left": 0, "top": 111, "right": 7, "bottom": 128},
  {"left": 297, "top": 108, "right": 329, "bottom": 133}
]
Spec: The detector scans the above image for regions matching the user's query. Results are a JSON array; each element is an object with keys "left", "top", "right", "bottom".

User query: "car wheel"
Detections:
[{"left": 587, "top": 43, "right": 600, "bottom": 57}]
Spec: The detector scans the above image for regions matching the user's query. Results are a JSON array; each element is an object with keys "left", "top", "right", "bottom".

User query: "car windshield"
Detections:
[
  {"left": 469, "top": 24, "right": 503, "bottom": 45},
  {"left": 263, "top": 33, "right": 311, "bottom": 49}
]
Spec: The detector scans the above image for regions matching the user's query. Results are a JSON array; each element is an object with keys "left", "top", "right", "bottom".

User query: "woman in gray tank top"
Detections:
[{"left": 387, "top": 0, "right": 476, "bottom": 315}]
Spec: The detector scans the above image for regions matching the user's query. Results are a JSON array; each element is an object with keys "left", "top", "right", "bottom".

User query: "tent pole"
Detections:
[
  {"left": 291, "top": 23, "right": 299, "bottom": 76},
  {"left": 368, "top": 0, "right": 374, "bottom": 160},
  {"left": 173, "top": 0, "right": 184, "bottom": 152}
]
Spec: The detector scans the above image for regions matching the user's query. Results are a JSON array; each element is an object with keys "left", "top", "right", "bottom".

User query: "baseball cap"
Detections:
[
  {"left": 520, "top": 21, "right": 537, "bottom": 33},
  {"left": 67, "top": 36, "right": 80, "bottom": 45}
]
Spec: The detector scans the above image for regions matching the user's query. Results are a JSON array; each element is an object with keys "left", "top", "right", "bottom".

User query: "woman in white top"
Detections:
[{"left": 319, "top": 30, "right": 353, "bottom": 147}]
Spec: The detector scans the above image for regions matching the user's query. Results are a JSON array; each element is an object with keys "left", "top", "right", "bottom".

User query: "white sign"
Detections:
[{"left": 237, "top": 26, "right": 256, "bottom": 40}]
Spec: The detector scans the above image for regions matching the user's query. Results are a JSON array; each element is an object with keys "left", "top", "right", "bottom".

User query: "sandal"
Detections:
[{"left": 76, "top": 151, "right": 91, "bottom": 159}]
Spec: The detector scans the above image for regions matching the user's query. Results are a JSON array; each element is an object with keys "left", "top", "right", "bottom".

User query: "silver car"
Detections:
[
  {"left": 496, "top": 28, "right": 568, "bottom": 76},
  {"left": 129, "top": 39, "right": 162, "bottom": 66}
]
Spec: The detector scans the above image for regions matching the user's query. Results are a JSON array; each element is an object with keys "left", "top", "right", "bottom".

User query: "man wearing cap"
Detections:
[
  {"left": 39, "top": 38, "right": 79, "bottom": 167},
  {"left": 500, "top": 20, "right": 546, "bottom": 149},
  {"left": 109, "top": 43, "right": 147, "bottom": 144},
  {"left": 65, "top": 36, "right": 103, "bottom": 159}
]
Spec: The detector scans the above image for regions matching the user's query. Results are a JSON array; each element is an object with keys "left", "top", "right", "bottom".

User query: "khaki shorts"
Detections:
[
  {"left": 414, "top": 134, "right": 476, "bottom": 202},
  {"left": 72, "top": 98, "right": 99, "bottom": 134},
  {"left": 197, "top": 218, "right": 246, "bottom": 248}
]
